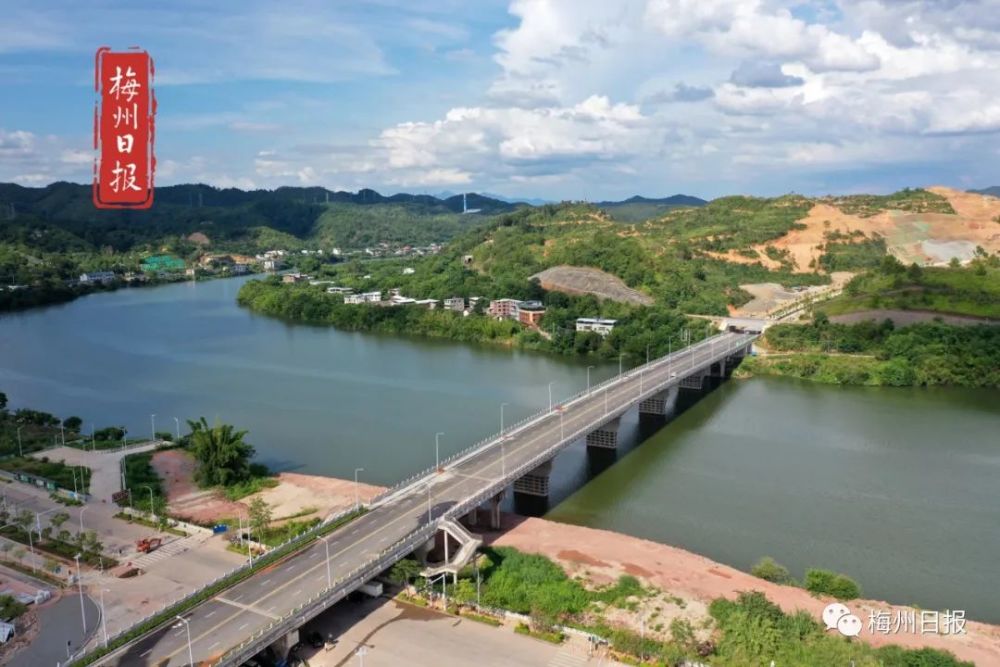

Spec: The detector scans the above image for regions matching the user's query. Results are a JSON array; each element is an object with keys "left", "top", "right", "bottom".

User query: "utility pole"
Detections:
[
  {"left": 74, "top": 554, "right": 87, "bottom": 632},
  {"left": 353, "top": 468, "right": 364, "bottom": 511}
]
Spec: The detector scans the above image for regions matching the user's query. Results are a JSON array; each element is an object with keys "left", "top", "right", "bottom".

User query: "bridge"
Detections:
[{"left": 91, "top": 331, "right": 755, "bottom": 666}]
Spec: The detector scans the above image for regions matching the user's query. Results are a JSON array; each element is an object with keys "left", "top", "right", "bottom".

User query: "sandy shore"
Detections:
[{"left": 489, "top": 515, "right": 1000, "bottom": 666}]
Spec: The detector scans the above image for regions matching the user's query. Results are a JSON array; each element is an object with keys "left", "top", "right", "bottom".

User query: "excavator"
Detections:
[{"left": 135, "top": 537, "right": 162, "bottom": 553}]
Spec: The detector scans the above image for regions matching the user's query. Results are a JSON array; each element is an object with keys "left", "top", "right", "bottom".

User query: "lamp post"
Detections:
[
  {"left": 176, "top": 615, "right": 194, "bottom": 667},
  {"left": 353, "top": 468, "right": 364, "bottom": 511},
  {"left": 435, "top": 432, "right": 444, "bottom": 471},
  {"left": 499, "top": 403, "right": 508, "bottom": 435},
  {"left": 74, "top": 553, "right": 87, "bottom": 633},
  {"left": 547, "top": 382, "right": 555, "bottom": 411},
  {"left": 150, "top": 414, "right": 156, "bottom": 441},
  {"left": 587, "top": 366, "right": 594, "bottom": 394},
  {"left": 91, "top": 424, "right": 96, "bottom": 451},
  {"left": 173, "top": 417, "right": 180, "bottom": 442},
  {"left": 425, "top": 483, "right": 432, "bottom": 523},
  {"left": 324, "top": 538, "right": 332, "bottom": 588},
  {"left": 16, "top": 426, "right": 22, "bottom": 457},
  {"left": 99, "top": 587, "right": 109, "bottom": 647},
  {"left": 79, "top": 505, "right": 89, "bottom": 533},
  {"left": 71, "top": 467, "right": 78, "bottom": 496},
  {"left": 60, "top": 421, "right": 65, "bottom": 446},
  {"left": 142, "top": 485, "right": 156, "bottom": 521},
  {"left": 646, "top": 344, "right": 650, "bottom": 365},
  {"left": 619, "top": 352, "right": 625, "bottom": 376}
]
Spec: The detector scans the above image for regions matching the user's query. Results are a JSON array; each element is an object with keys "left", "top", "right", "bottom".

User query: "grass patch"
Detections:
[
  {"left": 120, "top": 452, "right": 165, "bottom": 514},
  {"left": 0, "top": 457, "right": 90, "bottom": 492},
  {"left": 0, "top": 559, "right": 66, "bottom": 587},
  {"left": 222, "top": 475, "right": 279, "bottom": 501},
  {"left": 113, "top": 512, "right": 187, "bottom": 537},
  {"left": 461, "top": 610, "right": 503, "bottom": 627},
  {"left": 514, "top": 622, "right": 564, "bottom": 644}
]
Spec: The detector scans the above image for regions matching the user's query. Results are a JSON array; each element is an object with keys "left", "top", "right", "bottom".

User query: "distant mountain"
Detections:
[
  {"left": 595, "top": 194, "right": 708, "bottom": 207},
  {"left": 0, "top": 182, "right": 516, "bottom": 253},
  {"left": 481, "top": 192, "right": 554, "bottom": 206},
  {"left": 592, "top": 194, "right": 707, "bottom": 222},
  {"left": 970, "top": 186, "right": 1000, "bottom": 197}
]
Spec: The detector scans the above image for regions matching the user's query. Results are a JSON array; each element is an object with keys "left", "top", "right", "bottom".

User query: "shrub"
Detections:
[
  {"left": 804, "top": 568, "right": 861, "bottom": 600},
  {"left": 751, "top": 556, "right": 792, "bottom": 584}
]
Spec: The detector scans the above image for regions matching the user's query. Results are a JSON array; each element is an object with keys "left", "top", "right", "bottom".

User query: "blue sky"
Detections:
[{"left": 1, "top": 0, "right": 998, "bottom": 200}]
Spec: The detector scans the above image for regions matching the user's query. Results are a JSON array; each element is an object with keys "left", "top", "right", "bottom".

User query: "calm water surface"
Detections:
[{"left": 1, "top": 277, "right": 997, "bottom": 620}]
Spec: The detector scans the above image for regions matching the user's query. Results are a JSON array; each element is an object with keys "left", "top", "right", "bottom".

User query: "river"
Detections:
[{"left": 1, "top": 277, "right": 997, "bottom": 621}]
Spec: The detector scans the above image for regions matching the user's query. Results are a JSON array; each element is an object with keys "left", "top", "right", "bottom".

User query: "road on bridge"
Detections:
[{"left": 101, "top": 332, "right": 755, "bottom": 666}]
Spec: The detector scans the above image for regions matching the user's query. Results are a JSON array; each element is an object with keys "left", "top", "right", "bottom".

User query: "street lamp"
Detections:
[
  {"left": 499, "top": 402, "right": 508, "bottom": 435},
  {"left": 99, "top": 587, "right": 109, "bottom": 647},
  {"left": 173, "top": 417, "right": 180, "bottom": 442},
  {"left": 79, "top": 505, "right": 89, "bottom": 533},
  {"left": 425, "top": 482, "right": 433, "bottom": 523},
  {"left": 74, "top": 553, "right": 87, "bottom": 633},
  {"left": 435, "top": 432, "right": 444, "bottom": 471},
  {"left": 587, "top": 366, "right": 594, "bottom": 394},
  {"left": 353, "top": 468, "right": 364, "bottom": 511},
  {"left": 142, "top": 485, "right": 156, "bottom": 520},
  {"left": 619, "top": 352, "right": 625, "bottom": 376},
  {"left": 323, "top": 538, "right": 332, "bottom": 588},
  {"left": 16, "top": 426, "right": 22, "bottom": 457},
  {"left": 547, "top": 382, "right": 555, "bottom": 411},
  {"left": 150, "top": 414, "right": 156, "bottom": 441},
  {"left": 175, "top": 615, "right": 194, "bottom": 667}
]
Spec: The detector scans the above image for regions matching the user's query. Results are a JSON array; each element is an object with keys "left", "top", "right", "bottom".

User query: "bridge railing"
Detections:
[
  {"left": 87, "top": 333, "right": 753, "bottom": 666},
  {"left": 76, "top": 503, "right": 364, "bottom": 666},
  {"left": 217, "top": 336, "right": 755, "bottom": 664},
  {"left": 368, "top": 334, "right": 742, "bottom": 508}
]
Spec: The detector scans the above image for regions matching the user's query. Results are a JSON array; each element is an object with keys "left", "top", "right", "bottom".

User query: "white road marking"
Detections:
[
  {"left": 238, "top": 622, "right": 249, "bottom": 631},
  {"left": 205, "top": 610, "right": 216, "bottom": 618}
]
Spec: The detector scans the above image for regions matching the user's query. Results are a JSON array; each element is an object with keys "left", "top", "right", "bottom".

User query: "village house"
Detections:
[
  {"left": 575, "top": 317, "right": 618, "bottom": 337},
  {"left": 488, "top": 298, "right": 522, "bottom": 320},
  {"left": 517, "top": 300, "right": 546, "bottom": 326}
]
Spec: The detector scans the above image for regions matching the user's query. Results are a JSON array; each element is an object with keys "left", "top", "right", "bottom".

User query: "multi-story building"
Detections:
[
  {"left": 344, "top": 291, "right": 382, "bottom": 304},
  {"left": 575, "top": 317, "right": 617, "bottom": 337},
  {"left": 488, "top": 298, "right": 522, "bottom": 320},
  {"left": 517, "top": 300, "right": 546, "bottom": 327}
]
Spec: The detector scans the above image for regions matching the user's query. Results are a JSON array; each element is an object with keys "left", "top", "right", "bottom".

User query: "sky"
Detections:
[{"left": 0, "top": 0, "right": 999, "bottom": 200}]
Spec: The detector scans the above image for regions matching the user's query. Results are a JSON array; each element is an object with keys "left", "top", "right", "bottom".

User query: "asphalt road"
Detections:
[
  {"left": 8, "top": 593, "right": 99, "bottom": 667},
  {"left": 102, "top": 333, "right": 754, "bottom": 666}
]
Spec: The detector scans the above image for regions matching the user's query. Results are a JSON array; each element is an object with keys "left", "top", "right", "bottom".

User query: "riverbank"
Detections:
[
  {"left": 489, "top": 515, "right": 1000, "bottom": 666},
  {"left": 738, "top": 320, "right": 1000, "bottom": 387}
]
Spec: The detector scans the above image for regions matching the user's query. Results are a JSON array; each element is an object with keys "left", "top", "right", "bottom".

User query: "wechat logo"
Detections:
[{"left": 823, "top": 602, "right": 862, "bottom": 637}]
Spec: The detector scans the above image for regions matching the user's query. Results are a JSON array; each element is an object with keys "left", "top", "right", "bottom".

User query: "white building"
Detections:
[
  {"left": 344, "top": 291, "right": 382, "bottom": 304},
  {"left": 402, "top": 267, "right": 415, "bottom": 275},
  {"left": 444, "top": 297, "right": 465, "bottom": 312},
  {"left": 575, "top": 317, "right": 617, "bottom": 337},
  {"left": 79, "top": 271, "right": 116, "bottom": 284},
  {"left": 325, "top": 286, "right": 354, "bottom": 295},
  {"left": 414, "top": 299, "right": 438, "bottom": 309}
]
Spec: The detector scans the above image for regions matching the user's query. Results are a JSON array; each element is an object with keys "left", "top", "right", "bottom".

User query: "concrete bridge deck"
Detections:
[{"left": 94, "top": 332, "right": 755, "bottom": 666}]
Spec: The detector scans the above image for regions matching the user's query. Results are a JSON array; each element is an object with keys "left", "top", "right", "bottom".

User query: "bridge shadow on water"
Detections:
[{"left": 510, "top": 375, "right": 728, "bottom": 518}]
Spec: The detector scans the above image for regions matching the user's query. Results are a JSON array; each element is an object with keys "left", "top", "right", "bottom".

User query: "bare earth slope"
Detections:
[
  {"left": 532, "top": 265, "right": 654, "bottom": 305},
  {"left": 709, "top": 187, "right": 1000, "bottom": 272}
]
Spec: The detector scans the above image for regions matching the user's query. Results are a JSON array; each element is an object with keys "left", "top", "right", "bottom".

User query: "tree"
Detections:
[
  {"left": 50, "top": 512, "right": 70, "bottom": 530},
  {"left": 0, "top": 391, "right": 6, "bottom": 411},
  {"left": 14, "top": 509, "right": 33, "bottom": 533},
  {"left": 186, "top": 417, "right": 256, "bottom": 487},
  {"left": 63, "top": 415, "right": 83, "bottom": 432},
  {"left": 247, "top": 496, "right": 272, "bottom": 544}
]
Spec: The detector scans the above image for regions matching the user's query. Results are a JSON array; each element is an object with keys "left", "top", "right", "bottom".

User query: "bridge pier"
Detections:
[
  {"left": 487, "top": 491, "right": 504, "bottom": 530},
  {"left": 638, "top": 388, "right": 676, "bottom": 417},
  {"left": 585, "top": 416, "right": 621, "bottom": 449},
  {"left": 679, "top": 369, "right": 710, "bottom": 391},
  {"left": 513, "top": 460, "right": 553, "bottom": 498}
]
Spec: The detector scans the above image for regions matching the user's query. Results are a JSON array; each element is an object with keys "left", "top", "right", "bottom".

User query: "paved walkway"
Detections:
[{"left": 31, "top": 441, "right": 161, "bottom": 503}]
